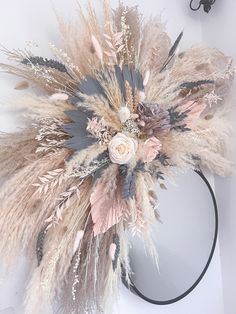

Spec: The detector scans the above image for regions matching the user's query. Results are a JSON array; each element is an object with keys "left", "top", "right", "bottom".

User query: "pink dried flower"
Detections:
[
  {"left": 91, "top": 35, "right": 103, "bottom": 62},
  {"left": 143, "top": 136, "right": 162, "bottom": 163}
]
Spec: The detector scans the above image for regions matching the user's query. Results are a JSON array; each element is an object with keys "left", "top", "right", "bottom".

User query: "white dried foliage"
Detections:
[
  {"left": 34, "top": 118, "right": 68, "bottom": 154},
  {"left": 32, "top": 168, "right": 64, "bottom": 195},
  {"left": 45, "top": 185, "right": 81, "bottom": 227}
]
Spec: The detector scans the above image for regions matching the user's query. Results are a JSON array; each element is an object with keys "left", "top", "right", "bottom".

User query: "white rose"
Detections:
[{"left": 108, "top": 133, "right": 137, "bottom": 165}]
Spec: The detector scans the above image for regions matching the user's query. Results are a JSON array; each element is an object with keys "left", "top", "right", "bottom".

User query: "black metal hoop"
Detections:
[
  {"left": 190, "top": 0, "right": 216, "bottom": 13},
  {"left": 122, "top": 169, "right": 218, "bottom": 305}
]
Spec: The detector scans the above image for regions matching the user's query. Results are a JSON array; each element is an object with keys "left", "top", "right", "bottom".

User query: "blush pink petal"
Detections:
[{"left": 143, "top": 136, "right": 162, "bottom": 163}]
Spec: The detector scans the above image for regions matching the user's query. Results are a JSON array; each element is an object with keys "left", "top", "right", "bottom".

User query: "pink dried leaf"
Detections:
[
  {"left": 91, "top": 35, "right": 103, "bottom": 62},
  {"left": 90, "top": 181, "right": 124, "bottom": 236}
]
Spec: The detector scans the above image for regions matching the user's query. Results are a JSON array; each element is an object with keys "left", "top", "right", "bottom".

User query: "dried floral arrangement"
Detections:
[{"left": 0, "top": 1, "right": 234, "bottom": 313}]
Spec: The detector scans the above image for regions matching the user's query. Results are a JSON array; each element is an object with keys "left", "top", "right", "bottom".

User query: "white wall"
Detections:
[{"left": 0, "top": 1, "right": 233, "bottom": 314}]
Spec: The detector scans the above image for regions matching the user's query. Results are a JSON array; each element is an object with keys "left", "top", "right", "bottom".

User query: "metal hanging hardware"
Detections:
[{"left": 190, "top": 0, "right": 216, "bottom": 13}]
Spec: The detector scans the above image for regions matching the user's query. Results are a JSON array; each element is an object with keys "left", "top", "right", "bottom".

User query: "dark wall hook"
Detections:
[{"left": 190, "top": 0, "right": 216, "bottom": 13}]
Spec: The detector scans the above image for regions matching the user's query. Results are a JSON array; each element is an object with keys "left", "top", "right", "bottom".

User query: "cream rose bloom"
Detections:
[{"left": 108, "top": 133, "right": 137, "bottom": 164}]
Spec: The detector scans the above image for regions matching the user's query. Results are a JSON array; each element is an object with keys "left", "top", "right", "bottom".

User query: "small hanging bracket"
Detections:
[{"left": 190, "top": 0, "right": 216, "bottom": 13}]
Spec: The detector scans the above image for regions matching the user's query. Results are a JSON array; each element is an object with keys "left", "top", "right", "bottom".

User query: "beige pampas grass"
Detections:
[
  {"left": 0, "top": 149, "right": 72, "bottom": 264},
  {"left": 139, "top": 17, "right": 171, "bottom": 73},
  {"left": 0, "top": 127, "right": 38, "bottom": 178}
]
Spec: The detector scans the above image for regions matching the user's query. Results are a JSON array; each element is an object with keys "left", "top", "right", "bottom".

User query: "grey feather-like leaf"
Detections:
[
  {"left": 36, "top": 226, "right": 48, "bottom": 266},
  {"left": 63, "top": 136, "right": 96, "bottom": 151},
  {"left": 168, "top": 31, "right": 184, "bottom": 57},
  {"left": 122, "top": 172, "right": 136, "bottom": 199},
  {"left": 177, "top": 79, "right": 214, "bottom": 90}
]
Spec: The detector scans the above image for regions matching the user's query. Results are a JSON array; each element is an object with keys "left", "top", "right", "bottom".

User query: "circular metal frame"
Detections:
[{"left": 122, "top": 169, "right": 218, "bottom": 305}]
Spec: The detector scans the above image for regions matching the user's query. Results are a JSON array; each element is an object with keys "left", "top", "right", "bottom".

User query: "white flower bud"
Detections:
[{"left": 118, "top": 106, "right": 131, "bottom": 123}]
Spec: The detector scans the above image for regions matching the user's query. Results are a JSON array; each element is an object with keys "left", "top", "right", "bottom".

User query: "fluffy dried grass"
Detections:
[
  {"left": 138, "top": 17, "right": 171, "bottom": 73},
  {"left": 145, "top": 45, "right": 233, "bottom": 107},
  {"left": 24, "top": 179, "right": 91, "bottom": 314},
  {"left": 79, "top": 93, "right": 122, "bottom": 130},
  {"left": 0, "top": 127, "right": 38, "bottom": 178},
  {"left": 0, "top": 149, "right": 72, "bottom": 265},
  {"left": 0, "top": 47, "right": 78, "bottom": 94}
]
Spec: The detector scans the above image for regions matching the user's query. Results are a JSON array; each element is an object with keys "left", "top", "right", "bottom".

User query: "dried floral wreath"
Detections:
[{"left": 0, "top": 1, "right": 234, "bottom": 313}]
